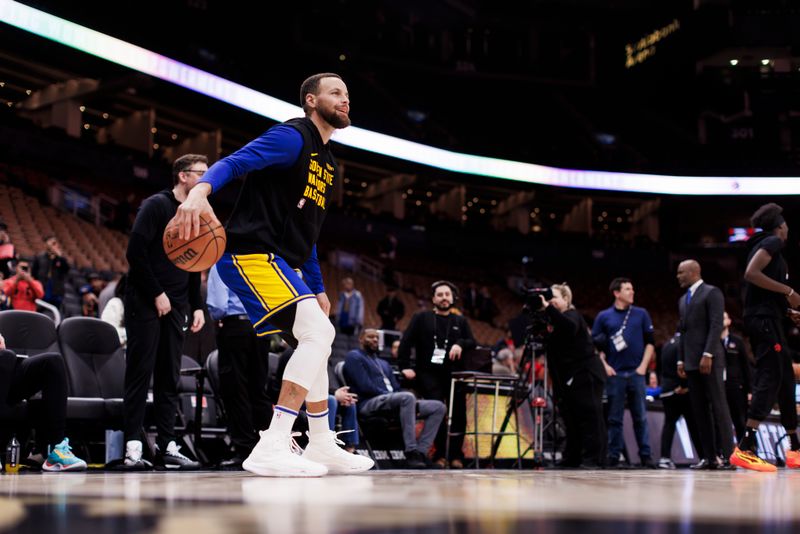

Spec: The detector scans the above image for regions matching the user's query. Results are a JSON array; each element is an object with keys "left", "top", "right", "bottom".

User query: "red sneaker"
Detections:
[
  {"left": 785, "top": 449, "right": 800, "bottom": 469},
  {"left": 729, "top": 447, "right": 777, "bottom": 473}
]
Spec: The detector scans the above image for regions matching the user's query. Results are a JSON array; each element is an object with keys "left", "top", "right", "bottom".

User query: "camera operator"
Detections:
[
  {"left": 398, "top": 280, "right": 476, "bottom": 469},
  {"left": 537, "top": 284, "right": 606, "bottom": 468}
]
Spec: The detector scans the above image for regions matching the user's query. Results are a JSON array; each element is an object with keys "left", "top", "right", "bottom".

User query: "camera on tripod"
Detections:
[
  {"left": 522, "top": 287, "right": 553, "bottom": 312},
  {"left": 520, "top": 287, "right": 554, "bottom": 341}
]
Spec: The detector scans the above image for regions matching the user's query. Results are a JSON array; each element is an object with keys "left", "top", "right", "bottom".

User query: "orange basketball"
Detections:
[{"left": 163, "top": 214, "right": 226, "bottom": 272}]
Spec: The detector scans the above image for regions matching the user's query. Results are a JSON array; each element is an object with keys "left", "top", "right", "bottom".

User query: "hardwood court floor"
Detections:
[{"left": 3, "top": 469, "right": 800, "bottom": 533}]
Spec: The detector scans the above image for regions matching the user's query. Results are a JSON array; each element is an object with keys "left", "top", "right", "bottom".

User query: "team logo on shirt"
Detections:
[
  {"left": 297, "top": 198, "right": 307, "bottom": 209},
  {"left": 302, "top": 158, "right": 333, "bottom": 210}
]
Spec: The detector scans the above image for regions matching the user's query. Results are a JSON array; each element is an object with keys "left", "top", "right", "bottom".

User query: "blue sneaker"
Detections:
[{"left": 42, "top": 438, "right": 88, "bottom": 472}]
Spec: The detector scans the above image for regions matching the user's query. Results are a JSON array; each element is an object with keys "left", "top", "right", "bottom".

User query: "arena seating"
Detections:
[{"left": 0, "top": 182, "right": 128, "bottom": 272}]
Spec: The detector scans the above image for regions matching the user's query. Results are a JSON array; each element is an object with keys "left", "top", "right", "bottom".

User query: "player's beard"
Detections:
[
  {"left": 434, "top": 300, "right": 452, "bottom": 312},
  {"left": 320, "top": 106, "right": 351, "bottom": 129}
]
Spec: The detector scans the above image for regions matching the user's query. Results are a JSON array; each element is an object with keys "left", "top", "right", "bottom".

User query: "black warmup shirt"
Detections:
[
  {"left": 126, "top": 190, "right": 202, "bottom": 309},
  {"left": 743, "top": 232, "right": 788, "bottom": 319},
  {"left": 225, "top": 117, "right": 338, "bottom": 268}
]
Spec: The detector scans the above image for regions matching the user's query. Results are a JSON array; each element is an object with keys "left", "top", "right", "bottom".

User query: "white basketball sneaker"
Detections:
[
  {"left": 302, "top": 431, "right": 374, "bottom": 474},
  {"left": 242, "top": 430, "right": 328, "bottom": 477}
]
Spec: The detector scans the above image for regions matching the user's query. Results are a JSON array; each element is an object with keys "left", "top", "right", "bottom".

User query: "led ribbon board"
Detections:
[{"left": 2, "top": 0, "right": 799, "bottom": 195}]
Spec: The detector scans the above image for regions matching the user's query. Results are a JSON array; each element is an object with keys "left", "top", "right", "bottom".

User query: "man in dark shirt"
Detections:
[
  {"left": 174, "top": 73, "right": 373, "bottom": 477},
  {"left": 32, "top": 235, "right": 69, "bottom": 310},
  {"left": 344, "top": 328, "right": 445, "bottom": 468},
  {"left": 398, "top": 280, "right": 476, "bottom": 468},
  {"left": 730, "top": 203, "right": 800, "bottom": 472},
  {"left": 377, "top": 285, "right": 405, "bottom": 331},
  {"left": 121, "top": 153, "right": 207, "bottom": 471}
]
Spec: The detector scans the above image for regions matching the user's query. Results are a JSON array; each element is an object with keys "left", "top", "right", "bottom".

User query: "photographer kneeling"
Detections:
[{"left": 538, "top": 284, "right": 606, "bottom": 468}]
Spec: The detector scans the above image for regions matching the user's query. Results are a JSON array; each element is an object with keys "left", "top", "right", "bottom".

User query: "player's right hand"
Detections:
[{"left": 175, "top": 183, "right": 214, "bottom": 240}]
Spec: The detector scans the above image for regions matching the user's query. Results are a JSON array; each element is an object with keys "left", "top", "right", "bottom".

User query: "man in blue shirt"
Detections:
[
  {"left": 592, "top": 277, "right": 655, "bottom": 467},
  {"left": 206, "top": 265, "right": 271, "bottom": 467},
  {"left": 344, "top": 329, "right": 446, "bottom": 469}
]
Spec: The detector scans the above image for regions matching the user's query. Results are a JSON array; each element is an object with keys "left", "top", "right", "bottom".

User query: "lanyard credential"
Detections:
[{"left": 431, "top": 314, "right": 453, "bottom": 365}]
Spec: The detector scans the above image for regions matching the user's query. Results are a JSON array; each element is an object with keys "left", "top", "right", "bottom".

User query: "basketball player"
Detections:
[
  {"left": 121, "top": 154, "right": 207, "bottom": 470},
  {"left": 174, "top": 73, "right": 373, "bottom": 476},
  {"left": 730, "top": 203, "right": 800, "bottom": 472}
]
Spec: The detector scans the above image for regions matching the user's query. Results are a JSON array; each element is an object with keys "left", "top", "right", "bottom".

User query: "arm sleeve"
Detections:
[
  {"left": 397, "top": 313, "right": 419, "bottom": 370},
  {"left": 199, "top": 125, "right": 303, "bottom": 194},
  {"left": 125, "top": 199, "right": 165, "bottom": 299},
  {"left": 300, "top": 245, "right": 325, "bottom": 294},
  {"left": 456, "top": 316, "right": 477, "bottom": 351}
]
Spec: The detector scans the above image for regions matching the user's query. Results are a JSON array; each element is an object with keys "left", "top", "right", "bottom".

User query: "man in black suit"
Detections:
[{"left": 675, "top": 259, "right": 735, "bottom": 469}]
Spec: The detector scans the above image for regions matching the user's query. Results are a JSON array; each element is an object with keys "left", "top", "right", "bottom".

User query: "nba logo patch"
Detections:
[{"left": 297, "top": 198, "right": 307, "bottom": 209}]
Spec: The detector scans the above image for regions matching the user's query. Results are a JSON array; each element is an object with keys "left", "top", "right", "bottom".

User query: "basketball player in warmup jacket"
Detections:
[
  {"left": 122, "top": 154, "right": 207, "bottom": 470},
  {"left": 174, "top": 73, "right": 373, "bottom": 476}
]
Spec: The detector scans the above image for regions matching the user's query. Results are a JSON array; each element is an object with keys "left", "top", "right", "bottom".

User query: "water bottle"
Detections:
[{"left": 4, "top": 435, "right": 20, "bottom": 474}]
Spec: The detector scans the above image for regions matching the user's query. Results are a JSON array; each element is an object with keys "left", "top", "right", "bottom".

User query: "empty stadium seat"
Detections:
[
  {"left": 0, "top": 310, "right": 59, "bottom": 356},
  {"left": 57, "top": 316, "right": 125, "bottom": 422}
]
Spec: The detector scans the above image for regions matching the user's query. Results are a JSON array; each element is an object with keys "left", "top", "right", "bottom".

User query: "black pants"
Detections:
[
  {"left": 726, "top": 383, "right": 748, "bottom": 442},
  {"left": 7, "top": 351, "right": 67, "bottom": 449},
  {"left": 660, "top": 392, "right": 700, "bottom": 460},
  {"left": 559, "top": 369, "right": 606, "bottom": 466},
  {"left": 687, "top": 366, "right": 734, "bottom": 461},
  {"left": 217, "top": 317, "right": 271, "bottom": 455},
  {"left": 745, "top": 316, "right": 797, "bottom": 430},
  {"left": 416, "top": 370, "right": 465, "bottom": 461},
  {"left": 124, "top": 293, "right": 188, "bottom": 449}
]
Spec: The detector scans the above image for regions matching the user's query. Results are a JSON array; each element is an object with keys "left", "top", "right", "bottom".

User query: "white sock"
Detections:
[
  {"left": 307, "top": 408, "right": 331, "bottom": 436},
  {"left": 269, "top": 405, "right": 298, "bottom": 434}
]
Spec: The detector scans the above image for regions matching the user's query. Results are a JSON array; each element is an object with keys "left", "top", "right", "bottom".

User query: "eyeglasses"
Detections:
[{"left": 183, "top": 169, "right": 207, "bottom": 176}]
